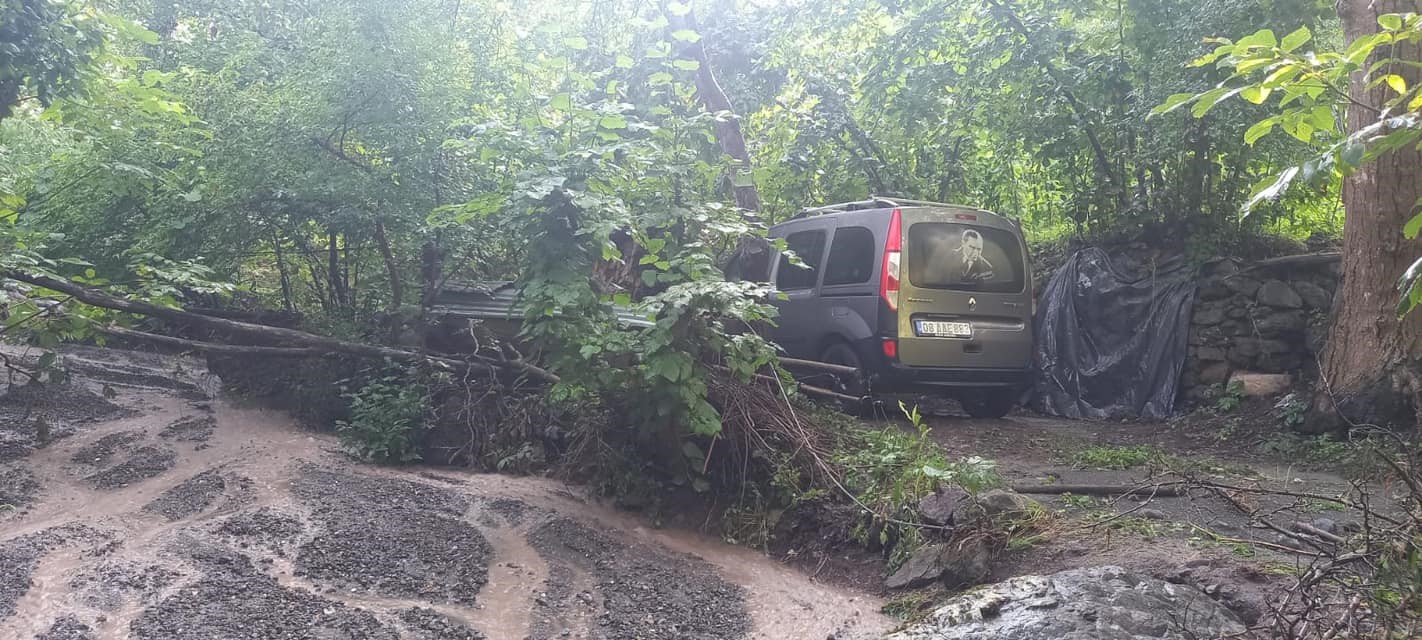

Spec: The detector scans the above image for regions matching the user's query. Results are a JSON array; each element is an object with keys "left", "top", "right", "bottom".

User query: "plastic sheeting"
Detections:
[{"left": 1033, "top": 248, "right": 1197, "bottom": 419}]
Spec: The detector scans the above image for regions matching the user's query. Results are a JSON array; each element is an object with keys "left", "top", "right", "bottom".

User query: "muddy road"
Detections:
[{"left": 0, "top": 346, "right": 890, "bottom": 639}]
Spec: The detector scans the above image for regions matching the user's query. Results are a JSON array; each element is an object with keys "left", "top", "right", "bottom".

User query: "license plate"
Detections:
[{"left": 917, "top": 320, "right": 972, "bottom": 337}]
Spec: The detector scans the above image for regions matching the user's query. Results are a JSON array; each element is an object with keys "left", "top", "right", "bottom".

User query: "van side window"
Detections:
[
  {"left": 821, "top": 227, "right": 875, "bottom": 286},
  {"left": 775, "top": 230, "right": 826, "bottom": 290}
]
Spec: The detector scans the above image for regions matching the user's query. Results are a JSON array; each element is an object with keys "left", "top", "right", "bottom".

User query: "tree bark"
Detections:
[{"left": 1307, "top": 0, "right": 1422, "bottom": 433}]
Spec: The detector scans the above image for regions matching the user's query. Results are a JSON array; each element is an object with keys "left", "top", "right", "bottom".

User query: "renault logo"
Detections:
[{"left": 968, "top": 297, "right": 977, "bottom": 309}]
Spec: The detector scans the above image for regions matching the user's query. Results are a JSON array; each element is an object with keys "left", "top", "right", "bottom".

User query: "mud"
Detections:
[
  {"left": 141, "top": 470, "right": 227, "bottom": 521},
  {"left": 85, "top": 446, "right": 176, "bottom": 489},
  {"left": 0, "top": 346, "right": 891, "bottom": 639}
]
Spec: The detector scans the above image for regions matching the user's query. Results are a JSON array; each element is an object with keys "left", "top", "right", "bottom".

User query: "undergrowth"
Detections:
[{"left": 336, "top": 371, "right": 433, "bottom": 464}]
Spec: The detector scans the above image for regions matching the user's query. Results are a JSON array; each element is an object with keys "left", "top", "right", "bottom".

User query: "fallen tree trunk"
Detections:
[
  {"left": 1010, "top": 483, "right": 1188, "bottom": 497},
  {"left": 99, "top": 326, "right": 331, "bottom": 358},
  {"left": 6, "top": 270, "right": 560, "bottom": 384}
]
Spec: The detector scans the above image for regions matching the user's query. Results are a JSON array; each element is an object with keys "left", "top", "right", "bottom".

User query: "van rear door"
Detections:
[{"left": 894, "top": 208, "right": 1033, "bottom": 372}]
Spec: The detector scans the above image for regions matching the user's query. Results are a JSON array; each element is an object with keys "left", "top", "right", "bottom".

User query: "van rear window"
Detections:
[{"left": 906, "top": 223, "right": 1025, "bottom": 293}]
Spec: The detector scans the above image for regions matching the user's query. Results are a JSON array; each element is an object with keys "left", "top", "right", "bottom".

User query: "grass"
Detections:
[{"left": 1071, "top": 445, "right": 1165, "bottom": 470}]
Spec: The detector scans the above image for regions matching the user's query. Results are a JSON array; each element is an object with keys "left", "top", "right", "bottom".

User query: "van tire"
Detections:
[
  {"left": 819, "top": 342, "right": 871, "bottom": 414},
  {"left": 961, "top": 391, "right": 1016, "bottom": 419}
]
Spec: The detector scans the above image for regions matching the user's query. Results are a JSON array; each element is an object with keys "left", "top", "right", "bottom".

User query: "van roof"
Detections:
[{"left": 772, "top": 198, "right": 1018, "bottom": 231}]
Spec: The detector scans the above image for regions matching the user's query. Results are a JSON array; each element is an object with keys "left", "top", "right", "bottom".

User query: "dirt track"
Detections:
[{"left": 0, "top": 346, "right": 890, "bottom": 639}]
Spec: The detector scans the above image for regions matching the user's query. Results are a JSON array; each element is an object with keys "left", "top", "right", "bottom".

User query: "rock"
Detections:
[
  {"left": 1224, "top": 276, "right": 1262, "bottom": 297},
  {"left": 1256, "top": 280, "right": 1303, "bottom": 308},
  {"left": 1293, "top": 281, "right": 1332, "bottom": 310},
  {"left": 1197, "top": 280, "right": 1233, "bottom": 302},
  {"left": 1226, "top": 305, "right": 1249, "bottom": 319},
  {"left": 1310, "top": 517, "right": 1338, "bottom": 535},
  {"left": 1253, "top": 309, "right": 1308, "bottom": 336},
  {"left": 1203, "top": 259, "right": 1240, "bottom": 277},
  {"left": 1228, "top": 372, "right": 1292, "bottom": 397},
  {"left": 1199, "top": 362, "right": 1232, "bottom": 385},
  {"left": 954, "top": 489, "right": 1041, "bottom": 527},
  {"left": 1135, "top": 509, "right": 1168, "bottom": 520},
  {"left": 1194, "top": 346, "right": 1226, "bottom": 362},
  {"left": 1191, "top": 302, "right": 1227, "bottom": 325},
  {"left": 885, "top": 566, "right": 1246, "bottom": 640},
  {"left": 918, "top": 488, "right": 968, "bottom": 526},
  {"left": 884, "top": 539, "right": 992, "bottom": 590}
]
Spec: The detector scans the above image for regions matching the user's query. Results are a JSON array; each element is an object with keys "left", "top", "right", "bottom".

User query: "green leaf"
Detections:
[
  {"left": 1244, "top": 118, "right": 1277, "bottom": 145},
  {"left": 599, "top": 115, "right": 628, "bottom": 129},
  {"left": 1191, "top": 87, "right": 1243, "bottom": 117},
  {"left": 1151, "top": 92, "right": 1196, "bottom": 115},
  {"left": 1384, "top": 74, "right": 1408, "bottom": 95},
  {"left": 563, "top": 36, "right": 589, "bottom": 50},
  {"left": 1235, "top": 29, "right": 1278, "bottom": 51},
  {"left": 615, "top": 55, "right": 634, "bottom": 69},
  {"left": 1379, "top": 14, "right": 1404, "bottom": 31},
  {"left": 1241, "top": 86, "right": 1271, "bottom": 104},
  {"left": 1405, "top": 209, "right": 1422, "bottom": 239},
  {"left": 671, "top": 29, "right": 702, "bottom": 43},
  {"left": 1281, "top": 26, "right": 1311, "bottom": 52},
  {"left": 550, "top": 93, "right": 572, "bottom": 111},
  {"left": 1243, "top": 166, "right": 1300, "bottom": 215},
  {"left": 1340, "top": 141, "right": 1366, "bottom": 169},
  {"left": 648, "top": 72, "right": 674, "bottom": 86},
  {"left": 666, "top": 1, "right": 692, "bottom": 16},
  {"left": 671, "top": 59, "right": 701, "bottom": 71}
]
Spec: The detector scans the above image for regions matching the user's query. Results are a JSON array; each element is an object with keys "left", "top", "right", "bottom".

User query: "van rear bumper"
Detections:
[{"left": 874, "top": 364, "right": 1033, "bottom": 391}]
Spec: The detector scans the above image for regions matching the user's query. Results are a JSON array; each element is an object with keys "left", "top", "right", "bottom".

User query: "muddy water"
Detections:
[{"left": 0, "top": 347, "right": 891, "bottom": 639}]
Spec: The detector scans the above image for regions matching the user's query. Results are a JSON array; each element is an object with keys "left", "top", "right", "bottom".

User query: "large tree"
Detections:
[{"left": 1309, "top": 0, "right": 1422, "bottom": 431}]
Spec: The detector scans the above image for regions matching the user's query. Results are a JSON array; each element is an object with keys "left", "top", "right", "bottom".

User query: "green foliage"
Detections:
[
  {"left": 336, "top": 373, "right": 429, "bottom": 464},
  {"left": 1213, "top": 380, "right": 1246, "bottom": 413},
  {"left": 1161, "top": 12, "right": 1422, "bottom": 313},
  {"left": 1071, "top": 445, "right": 1165, "bottom": 470}
]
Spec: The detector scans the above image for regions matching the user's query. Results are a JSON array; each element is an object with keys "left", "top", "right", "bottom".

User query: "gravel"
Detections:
[
  {"left": 292, "top": 469, "right": 491, "bottom": 604},
  {"left": 217, "top": 508, "right": 306, "bottom": 549},
  {"left": 1, "top": 525, "right": 102, "bottom": 620},
  {"left": 397, "top": 607, "right": 487, "bottom": 640},
  {"left": 35, "top": 615, "right": 96, "bottom": 640},
  {"left": 0, "top": 382, "right": 125, "bottom": 462},
  {"left": 70, "top": 561, "right": 180, "bottom": 611},
  {"left": 142, "top": 470, "right": 226, "bottom": 521},
  {"left": 85, "top": 446, "right": 176, "bottom": 489},
  {"left": 158, "top": 416, "right": 215, "bottom": 442},
  {"left": 0, "top": 463, "right": 40, "bottom": 509},
  {"left": 131, "top": 544, "right": 397, "bottom": 640},
  {"left": 69, "top": 431, "right": 144, "bottom": 465},
  {"left": 527, "top": 517, "right": 749, "bottom": 640}
]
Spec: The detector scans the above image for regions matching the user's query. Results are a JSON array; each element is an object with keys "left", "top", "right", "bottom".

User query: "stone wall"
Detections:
[{"left": 1182, "top": 257, "right": 1340, "bottom": 400}]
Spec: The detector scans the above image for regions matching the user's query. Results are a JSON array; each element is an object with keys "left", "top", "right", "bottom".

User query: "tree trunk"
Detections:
[
  {"left": 373, "top": 219, "right": 403, "bottom": 312},
  {"left": 271, "top": 230, "right": 295, "bottom": 312},
  {"left": 1306, "top": 0, "right": 1422, "bottom": 433}
]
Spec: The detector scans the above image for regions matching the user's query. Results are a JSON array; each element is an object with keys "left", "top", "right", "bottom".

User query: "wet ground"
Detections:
[{"left": 0, "top": 345, "right": 891, "bottom": 640}]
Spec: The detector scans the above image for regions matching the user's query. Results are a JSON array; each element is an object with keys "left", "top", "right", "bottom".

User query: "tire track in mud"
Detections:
[{"left": 0, "top": 346, "right": 890, "bottom": 639}]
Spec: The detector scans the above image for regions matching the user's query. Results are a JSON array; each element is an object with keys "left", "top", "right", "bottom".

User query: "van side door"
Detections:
[
  {"left": 817, "top": 225, "right": 880, "bottom": 359},
  {"left": 768, "top": 227, "right": 828, "bottom": 359}
]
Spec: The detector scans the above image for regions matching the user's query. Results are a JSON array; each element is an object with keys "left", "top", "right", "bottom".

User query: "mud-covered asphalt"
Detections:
[{"left": 0, "top": 346, "right": 889, "bottom": 639}]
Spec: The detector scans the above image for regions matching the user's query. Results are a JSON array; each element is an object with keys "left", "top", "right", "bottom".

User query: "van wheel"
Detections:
[
  {"left": 961, "top": 391, "right": 1016, "bottom": 419},
  {"left": 819, "top": 343, "right": 871, "bottom": 414}
]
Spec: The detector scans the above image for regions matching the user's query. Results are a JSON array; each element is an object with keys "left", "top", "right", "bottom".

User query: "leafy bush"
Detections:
[{"left": 336, "top": 374, "right": 429, "bottom": 464}]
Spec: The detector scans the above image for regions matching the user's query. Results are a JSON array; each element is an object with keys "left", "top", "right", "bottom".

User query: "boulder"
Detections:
[
  {"left": 918, "top": 487, "right": 969, "bottom": 526},
  {"left": 1224, "top": 275, "right": 1262, "bottom": 297},
  {"left": 1293, "top": 280, "right": 1332, "bottom": 310},
  {"left": 1256, "top": 280, "right": 1303, "bottom": 309},
  {"left": 954, "top": 489, "right": 1041, "bottom": 528},
  {"left": 1228, "top": 372, "right": 1293, "bottom": 397},
  {"left": 885, "top": 566, "right": 1246, "bottom": 640},
  {"left": 884, "top": 539, "right": 992, "bottom": 590},
  {"left": 1194, "top": 346, "right": 1226, "bottom": 362}
]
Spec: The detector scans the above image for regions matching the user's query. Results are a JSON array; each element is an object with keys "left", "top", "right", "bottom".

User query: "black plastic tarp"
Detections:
[{"left": 1033, "top": 248, "right": 1197, "bottom": 419}]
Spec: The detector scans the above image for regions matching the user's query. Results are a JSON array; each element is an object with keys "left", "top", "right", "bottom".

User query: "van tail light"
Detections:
[
  {"left": 882, "top": 338, "right": 898, "bottom": 360},
  {"left": 880, "top": 208, "right": 902, "bottom": 311}
]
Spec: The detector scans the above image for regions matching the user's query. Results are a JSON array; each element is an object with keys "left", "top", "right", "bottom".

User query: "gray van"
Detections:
[{"left": 766, "top": 198, "right": 1034, "bottom": 418}]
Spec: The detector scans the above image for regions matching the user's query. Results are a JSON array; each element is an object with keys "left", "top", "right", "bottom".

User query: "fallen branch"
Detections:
[
  {"left": 99, "top": 326, "right": 330, "bottom": 358},
  {"left": 1010, "top": 483, "right": 1188, "bottom": 497},
  {"left": 6, "top": 270, "right": 560, "bottom": 384},
  {"left": 1292, "top": 521, "right": 1347, "bottom": 546}
]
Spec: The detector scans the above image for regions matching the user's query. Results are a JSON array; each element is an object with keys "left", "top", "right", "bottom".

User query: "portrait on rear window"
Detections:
[{"left": 957, "top": 229, "right": 994, "bottom": 282}]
